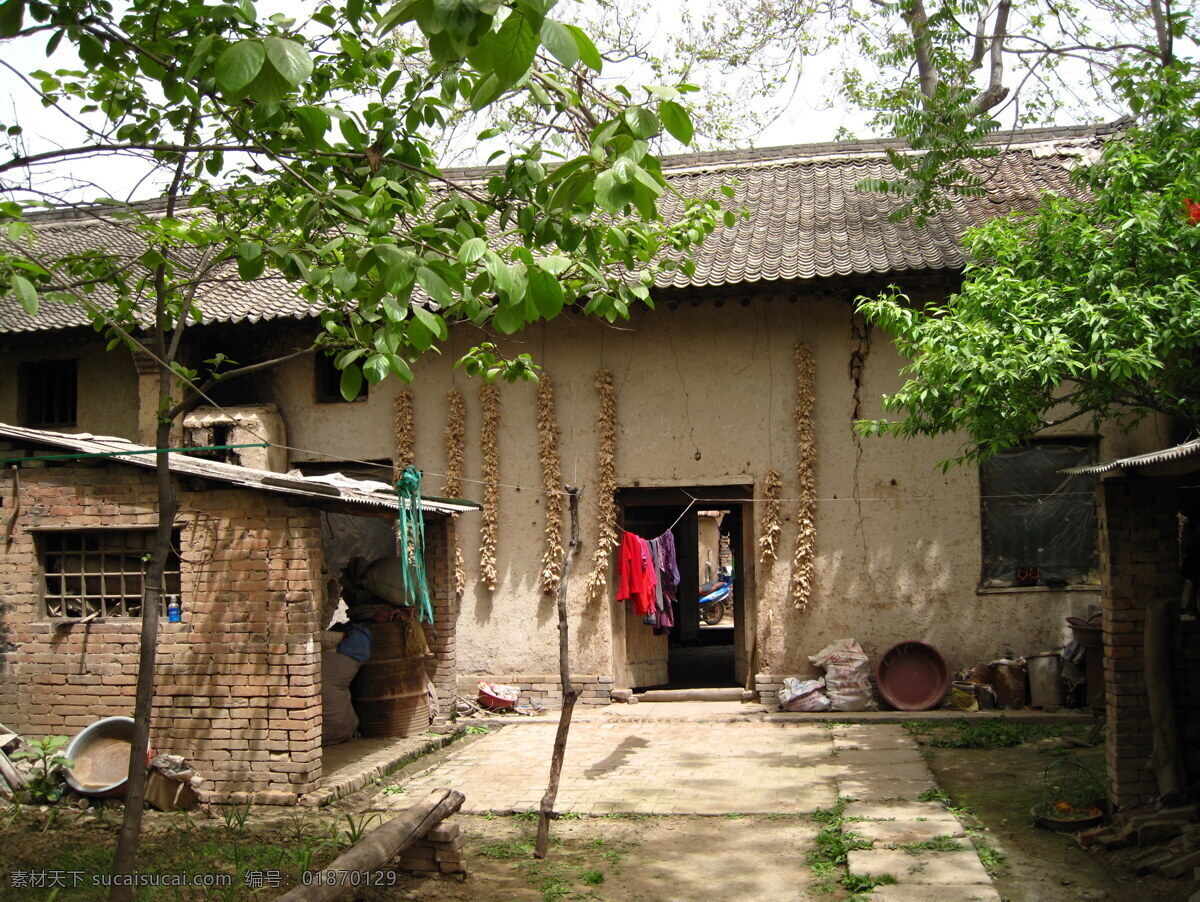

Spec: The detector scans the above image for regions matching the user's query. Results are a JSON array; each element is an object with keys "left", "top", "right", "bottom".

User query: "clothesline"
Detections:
[{"left": 614, "top": 497, "right": 698, "bottom": 539}]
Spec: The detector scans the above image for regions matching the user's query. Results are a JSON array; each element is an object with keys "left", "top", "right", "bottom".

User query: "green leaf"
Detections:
[
  {"left": 262, "top": 35, "right": 312, "bottom": 87},
  {"left": 363, "top": 353, "right": 390, "bottom": 384},
  {"left": 536, "top": 255, "right": 571, "bottom": 276},
  {"left": 215, "top": 39, "right": 266, "bottom": 95},
  {"left": 416, "top": 266, "right": 453, "bottom": 307},
  {"left": 0, "top": 0, "right": 23, "bottom": 38},
  {"left": 527, "top": 268, "right": 564, "bottom": 319},
  {"left": 388, "top": 353, "right": 414, "bottom": 382},
  {"left": 492, "top": 10, "right": 537, "bottom": 90},
  {"left": 340, "top": 363, "right": 364, "bottom": 401},
  {"left": 539, "top": 19, "right": 578, "bottom": 69},
  {"left": 458, "top": 236, "right": 487, "bottom": 264},
  {"left": 294, "top": 106, "right": 330, "bottom": 146},
  {"left": 564, "top": 23, "right": 601, "bottom": 71},
  {"left": 659, "top": 101, "right": 693, "bottom": 144},
  {"left": 413, "top": 305, "right": 448, "bottom": 340},
  {"left": 11, "top": 274, "right": 37, "bottom": 316},
  {"left": 624, "top": 106, "right": 660, "bottom": 139}
]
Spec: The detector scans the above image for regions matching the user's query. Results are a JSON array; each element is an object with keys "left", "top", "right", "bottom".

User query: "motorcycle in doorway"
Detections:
[{"left": 698, "top": 566, "right": 732, "bottom": 626}]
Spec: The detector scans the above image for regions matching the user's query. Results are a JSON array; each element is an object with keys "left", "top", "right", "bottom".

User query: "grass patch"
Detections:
[
  {"left": 907, "top": 718, "right": 1081, "bottom": 750},
  {"left": 805, "top": 798, "right": 895, "bottom": 897},
  {"left": 897, "top": 835, "right": 964, "bottom": 854}
]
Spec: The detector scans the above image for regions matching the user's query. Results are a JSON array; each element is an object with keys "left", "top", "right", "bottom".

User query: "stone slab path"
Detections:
[{"left": 380, "top": 719, "right": 1001, "bottom": 898}]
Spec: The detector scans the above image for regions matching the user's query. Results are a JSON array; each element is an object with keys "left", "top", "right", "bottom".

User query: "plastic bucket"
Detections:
[
  {"left": 64, "top": 716, "right": 151, "bottom": 798},
  {"left": 1027, "top": 653, "right": 1065, "bottom": 708}
]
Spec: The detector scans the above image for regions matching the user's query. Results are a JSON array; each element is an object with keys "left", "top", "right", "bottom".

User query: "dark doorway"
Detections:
[{"left": 618, "top": 486, "right": 749, "bottom": 691}]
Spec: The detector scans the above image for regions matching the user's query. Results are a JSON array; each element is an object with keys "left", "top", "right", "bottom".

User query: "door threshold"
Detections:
[{"left": 637, "top": 688, "right": 748, "bottom": 702}]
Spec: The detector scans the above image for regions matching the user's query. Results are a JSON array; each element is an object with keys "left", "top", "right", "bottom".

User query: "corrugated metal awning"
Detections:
[
  {"left": 1065, "top": 438, "right": 1200, "bottom": 475},
  {"left": 0, "top": 423, "right": 478, "bottom": 515}
]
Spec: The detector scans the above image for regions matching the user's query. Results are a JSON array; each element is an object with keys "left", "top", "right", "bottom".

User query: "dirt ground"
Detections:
[
  {"left": 374, "top": 814, "right": 819, "bottom": 902},
  {"left": 926, "top": 738, "right": 1194, "bottom": 902}
]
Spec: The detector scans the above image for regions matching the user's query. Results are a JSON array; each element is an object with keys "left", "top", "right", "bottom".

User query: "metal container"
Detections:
[
  {"left": 992, "top": 661, "right": 1028, "bottom": 710},
  {"left": 64, "top": 716, "right": 151, "bottom": 798},
  {"left": 1027, "top": 653, "right": 1065, "bottom": 708}
]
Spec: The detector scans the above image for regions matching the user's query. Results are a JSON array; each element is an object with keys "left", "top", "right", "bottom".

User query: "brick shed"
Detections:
[
  {"left": 1073, "top": 443, "right": 1200, "bottom": 809},
  {"left": 0, "top": 425, "right": 471, "bottom": 804}
]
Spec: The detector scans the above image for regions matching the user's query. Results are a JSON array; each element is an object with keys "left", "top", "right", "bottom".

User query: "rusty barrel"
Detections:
[{"left": 351, "top": 621, "right": 430, "bottom": 738}]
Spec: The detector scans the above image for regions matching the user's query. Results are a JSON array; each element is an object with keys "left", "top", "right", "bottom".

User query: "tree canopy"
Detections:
[
  {"left": 856, "top": 64, "right": 1200, "bottom": 464},
  {"left": 0, "top": 0, "right": 725, "bottom": 404}
]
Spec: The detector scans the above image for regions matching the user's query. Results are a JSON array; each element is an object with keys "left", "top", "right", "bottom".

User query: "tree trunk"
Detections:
[
  {"left": 110, "top": 396, "right": 178, "bottom": 899},
  {"left": 277, "top": 788, "right": 465, "bottom": 902},
  {"left": 1145, "top": 593, "right": 1185, "bottom": 803},
  {"left": 535, "top": 486, "right": 581, "bottom": 859}
]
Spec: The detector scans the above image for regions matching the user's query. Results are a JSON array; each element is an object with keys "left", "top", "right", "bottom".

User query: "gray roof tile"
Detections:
[{"left": 0, "top": 125, "right": 1103, "bottom": 333}]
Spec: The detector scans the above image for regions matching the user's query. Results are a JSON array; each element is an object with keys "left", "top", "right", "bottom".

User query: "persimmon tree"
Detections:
[{"left": 0, "top": 0, "right": 722, "bottom": 893}]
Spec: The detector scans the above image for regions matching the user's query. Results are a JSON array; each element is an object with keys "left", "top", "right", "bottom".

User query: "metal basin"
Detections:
[{"left": 64, "top": 716, "right": 145, "bottom": 798}]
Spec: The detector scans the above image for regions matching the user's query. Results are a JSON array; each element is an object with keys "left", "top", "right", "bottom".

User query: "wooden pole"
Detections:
[
  {"left": 0, "top": 749, "right": 26, "bottom": 793},
  {"left": 535, "top": 486, "right": 581, "bottom": 859},
  {"left": 277, "top": 788, "right": 465, "bottom": 902},
  {"left": 1145, "top": 593, "right": 1185, "bottom": 803}
]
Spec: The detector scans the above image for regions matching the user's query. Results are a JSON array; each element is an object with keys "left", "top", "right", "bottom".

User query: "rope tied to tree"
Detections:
[{"left": 395, "top": 465, "right": 433, "bottom": 623}]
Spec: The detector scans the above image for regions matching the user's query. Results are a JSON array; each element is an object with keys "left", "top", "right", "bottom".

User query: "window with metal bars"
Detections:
[
  {"left": 20, "top": 359, "right": 78, "bottom": 428},
  {"left": 39, "top": 530, "right": 182, "bottom": 619}
]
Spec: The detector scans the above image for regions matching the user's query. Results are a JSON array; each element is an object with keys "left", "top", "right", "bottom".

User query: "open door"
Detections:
[{"left": 615, "top": 486, "right": 753, "bottom": 691}]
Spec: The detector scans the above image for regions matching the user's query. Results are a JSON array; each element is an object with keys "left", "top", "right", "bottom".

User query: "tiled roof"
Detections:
[
  {"left": 0, "top": 423, "right": 478, "bottom": 515},
  {"left": 0, "top": 125, "right": 1108, "bottom": 334}
]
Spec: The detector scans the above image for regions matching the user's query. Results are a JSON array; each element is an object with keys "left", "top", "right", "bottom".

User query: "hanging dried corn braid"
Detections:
[
  {"left": 443, "top": 389, "right": 467, "bottom": 599},
  {"left": 758, "top": 468, "right": 783, "bottom": 564},
  {"left": 789, "top": 342, "right": 817, "bottom": 610},
  {"left": 393, "top": 390, "right": 418, "bottom": 568},
  {"left": 393, "top": 390, "right": 415, "bottom": 479},
  {"left": 537, "top": 377, "right": 566, "bottom": 595},
  {"left": 585, "top": 369, "right": 618, "bottom": 605},
  {"left": 479, "top": 383, "right": 502, "bottom": 592}
]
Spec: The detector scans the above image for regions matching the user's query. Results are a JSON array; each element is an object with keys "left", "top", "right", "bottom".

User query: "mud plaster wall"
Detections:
[
  {"left": 0, "top": 463, "right": 326, "bottom": 804},
  {"left": 267, "top": 292, "right": 1161, "bottom": 688},
  {"left": 0, "top": 337, "right": 139, "bottom": 440},
  {"left": 16, "top": 291, "right": 1164, "bottom": 694}
]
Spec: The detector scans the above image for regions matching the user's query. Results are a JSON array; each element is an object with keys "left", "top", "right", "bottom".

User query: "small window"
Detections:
[
  {"left": 21, "top": 359, "right": 77, "bottom": 427},
  {"left": 39, "top": 530, "right": 182, "bottom": 619},
  {"left": 979, "top": 441, "right": 1098, "bottom": 588},
  {"left": 315, "top": 355, "right": 367, "bottom": 403}
]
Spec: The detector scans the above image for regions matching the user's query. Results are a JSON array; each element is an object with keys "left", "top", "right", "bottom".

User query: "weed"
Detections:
[
  {"left": 478, "top": 837, "right": 537, "bottom": 859},
  {"left": 724, "top": 813, "right": 744, "bottom": 819},
  {"left": 380, "top": 784, "right": 405, "bottom": 796},
  {"left": 898, "top": 835, "right": 964, "bottom": 854},
  {"left": 579, "top": 869, "right": 605, "bottom": 886},
  {"left": 513, "top": 809, "right": 540, "bottom": 821},
  {"left": 335, "top": 812, "right": 381, "bottom": 846},
  {"left": 463, "top": 724, "right": 491, "bottom": 735},
  {"left": 11, "top": 735, "right": 72, "bottom": 804},
  {"left": 971, "top": 836, "right": 1007, "bottom": 877},
  {"left": 219, "top": 802, "right": 253, "bottom": 832},
  {"left": 918, "top": 787, "right": 952, "bottom": 807},
  {"left": 805, "top": 797, "right": 878, "bottom": 896}
]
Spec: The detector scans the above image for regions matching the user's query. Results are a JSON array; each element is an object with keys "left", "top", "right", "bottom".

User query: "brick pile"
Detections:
[{"left": 396, "top": 820, "right": 467, "bottom": 880}]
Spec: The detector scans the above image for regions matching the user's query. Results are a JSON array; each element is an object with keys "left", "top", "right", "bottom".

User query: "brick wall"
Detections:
[
  {"left": 1099, "top": 478, "right": 1185, "bottom": 808},
  {"left": 421, "top": 517, "right": 456, "bottom": 719},
  {"left": 0, "top": 461, "right": 327, "bottom": 804}
]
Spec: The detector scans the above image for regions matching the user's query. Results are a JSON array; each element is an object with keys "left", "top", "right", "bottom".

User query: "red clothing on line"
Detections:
[{"left": 616, "top": 532, "right": 658, "bottom": 616}]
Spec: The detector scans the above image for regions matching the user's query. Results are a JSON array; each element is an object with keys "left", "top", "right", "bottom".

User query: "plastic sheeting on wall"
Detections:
[{"left": 979, "top": 443, "right": 1098, "bottom": 587}]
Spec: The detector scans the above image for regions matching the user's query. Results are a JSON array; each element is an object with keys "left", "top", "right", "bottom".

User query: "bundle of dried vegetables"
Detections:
[
  {"left": 585, "top": 369, "right": 618, "bottom": 604},
  {"left": 479, "top": 383, "right": 502, "bottom": 592},
  {"left": 537, "top": 377, "right": 566, "bottom": 595},
  {"left": 443, "top": 388, "right": 467, "bottom": 598},
  {"left": 789, "top": 342, "right": 817, "bottom": 610},
  {"left": 758, "top": 468, "right": 783, "bottom": 564}
]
